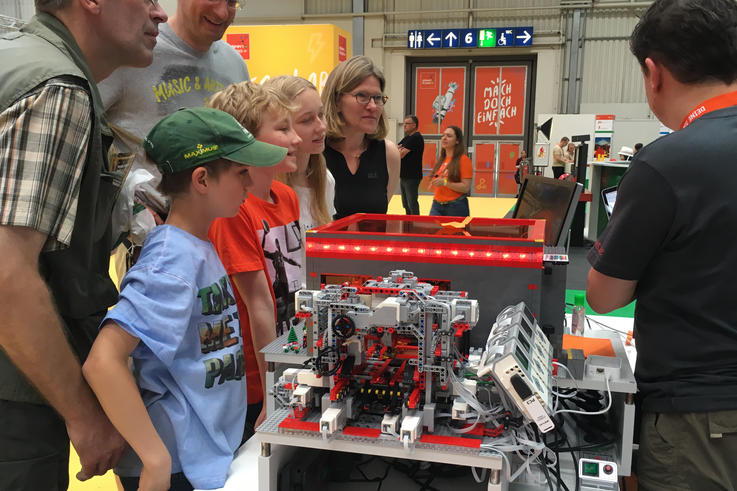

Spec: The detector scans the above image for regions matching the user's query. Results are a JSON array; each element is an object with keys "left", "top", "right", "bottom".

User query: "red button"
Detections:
[{"left": 603, "top": 464, "right": 613, "bottom": 475}]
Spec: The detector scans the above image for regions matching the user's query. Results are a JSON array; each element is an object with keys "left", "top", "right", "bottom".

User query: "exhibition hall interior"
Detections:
[{"left": 5, "top": 0, "right": 725, "bottom": 490}]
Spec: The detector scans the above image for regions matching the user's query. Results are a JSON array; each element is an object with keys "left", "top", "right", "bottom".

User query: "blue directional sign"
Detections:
[
  {"left": 407, "top": 30, "right": 423, "bottom": 49},
  {"left": 514, "top": 26, "right": 534, "bottom": 46},
  {"left": 423, "top": 29, "right": 443, "bottom": 48},
  {"left": 460, "top": 29, "right": 477, "bottom": 48},
  {"left": 496, "top": 28, "right": 516, "bottom": 47},
  {"left": 407, "top": 26, "right": 533, "bottom": 49},
  {"left": 442, "top": 29, "right": 461, "bottom": 48}
]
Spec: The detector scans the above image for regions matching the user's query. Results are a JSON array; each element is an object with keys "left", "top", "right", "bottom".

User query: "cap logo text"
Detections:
[{"left": 184, "top": 143, "right": 219, "bottom": 159}]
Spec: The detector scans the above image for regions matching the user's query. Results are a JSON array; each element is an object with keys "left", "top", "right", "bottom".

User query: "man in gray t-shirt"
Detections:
[{"left": 101, "top": 0, "right": 248, "bottom": 237}]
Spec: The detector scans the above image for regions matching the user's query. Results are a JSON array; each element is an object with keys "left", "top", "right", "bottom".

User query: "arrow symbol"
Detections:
[
  {"left": 427, "top": 32, "right": 439, "bottom": 46},
  {"left": 445, "top": 31, "right": 457, "bottom": 46},
  {"left": 516, "top": 30, "right": 531, "bottom": 44}
]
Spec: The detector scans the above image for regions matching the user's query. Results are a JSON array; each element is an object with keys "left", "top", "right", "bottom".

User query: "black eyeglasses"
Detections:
[{"left": 350, "top": 92, "right": 388, "bottom": 106}]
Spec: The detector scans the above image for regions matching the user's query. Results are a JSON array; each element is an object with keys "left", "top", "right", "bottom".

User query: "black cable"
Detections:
[
  {"left": 570, "top": 450, "right": 579, "bottom": 491},
  {"left": 549, "top": 440, "right": 616, "bottom": 453},
  {"left": 546, "top": 465, "right": 572, "bottom": 491},
  {"left": 534, "top": 427, "right": 555, "bottom": 491},
  {"left": 543, "top": 430, "right": 561, "bottom": 491}
]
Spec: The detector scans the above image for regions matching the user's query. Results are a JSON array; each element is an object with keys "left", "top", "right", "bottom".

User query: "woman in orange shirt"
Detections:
[{"left": 429, "top": 126, "right": 473, "bottom": 217}]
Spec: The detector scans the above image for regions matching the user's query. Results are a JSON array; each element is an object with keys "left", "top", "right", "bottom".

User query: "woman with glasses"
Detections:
[
  {"left": 429, "top": 126, "right": 472, "bottom": 217},
  {"left": 322, "top": 56, "right": 401, "bottom": 219}
]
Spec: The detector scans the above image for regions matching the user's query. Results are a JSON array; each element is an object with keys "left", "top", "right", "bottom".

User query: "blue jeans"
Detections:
[
  {"left": 400, "top": 178, "right": 421, "bottom": 215},
  {"left": 429, "top": 196, "right": 470, "bottom": 217}
]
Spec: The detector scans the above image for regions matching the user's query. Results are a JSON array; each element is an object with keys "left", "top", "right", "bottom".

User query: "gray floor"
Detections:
[{"left": 566, "top": 246, "right": 592, "bottom": 291}]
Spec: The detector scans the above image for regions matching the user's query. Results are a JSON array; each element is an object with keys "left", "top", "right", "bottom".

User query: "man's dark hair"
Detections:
[
  {"left": 405, "top": 115, "right": 419, "bottom": 126},
  {"left": 560, "top": 137, "right": 569, "bottom": 144},
  {"left": 634, "top": 143, "right": 643, "bottom": 152},
  {"left": 35, "top": 0, "right": 72, "bottom": 13},
  {"left": 157, "top": 159, "right": 236, "bottom": 198},
  {"left": 630, "top": 0, "right": 737, "bottom": 85}
]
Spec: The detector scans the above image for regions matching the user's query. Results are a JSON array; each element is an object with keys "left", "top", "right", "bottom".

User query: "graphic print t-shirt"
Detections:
[
  {"left": 99, "top": 23, "right": 249, "bottom": 224},
  {"left": 209, "top": 181, "right": 303, "bottom": 404},
  {"left": 105, "top": 225, "right": 246, "bottom": 489}
]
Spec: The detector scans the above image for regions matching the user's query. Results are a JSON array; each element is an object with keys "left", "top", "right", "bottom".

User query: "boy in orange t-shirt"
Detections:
[{"left": 208, "top": 82, "right": 303, "bottom": 439}]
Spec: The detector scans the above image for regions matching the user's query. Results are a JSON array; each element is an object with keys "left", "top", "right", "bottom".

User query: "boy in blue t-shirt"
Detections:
[{"left": 82, "top": 108, "right": 286, "bottom": 491}]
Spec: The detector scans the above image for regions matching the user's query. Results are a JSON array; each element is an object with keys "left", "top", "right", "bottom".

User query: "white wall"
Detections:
[
  {"left": 532, "top": 47, "right": 563, "bottom": 116},
  {"left": 610, "top": 119, "right": 661, "bottom": 154},
  {"left": 580, "top": 102, "right": 654, "bottom": 120},
  {"left": 537, "top": 113, "right": 596, "bottom": 178}
]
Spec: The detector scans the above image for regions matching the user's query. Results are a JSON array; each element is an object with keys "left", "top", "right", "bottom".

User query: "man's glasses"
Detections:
[{"left": 350, "top": 92, "right": 388, "bottom": 106}]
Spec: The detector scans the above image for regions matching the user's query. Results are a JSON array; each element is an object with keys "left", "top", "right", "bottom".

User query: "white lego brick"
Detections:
[
  {"left": 451, "top": 400, "right": 470, "bottom": 420},
  {"left": 345, "top": 338, "right": 363, "bottom": 363},
  {"left": 296, "top": 368, "right": 331, "bottom": 387},
  {"left": 372, "top": 297, "right": 402, "bottom": 324},
  {"left": 292, "top": 385, "right": 312, "bottom": 406},
  {"left": 282, "top": 368, "right": 300, "bottom": 385},
  {"left": 319, "top": 406, "right": 346, "bottom": 436},
  {"left": 381, "top": 413, "right": 400, "bottom": 434},
  {"left": 400, "top": 414, "right": 423, "bottom": 443}
]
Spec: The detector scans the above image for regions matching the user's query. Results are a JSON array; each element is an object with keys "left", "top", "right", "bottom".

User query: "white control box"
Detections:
[{"left": 578, "top": 458, "right": 618, "bottom": 490}]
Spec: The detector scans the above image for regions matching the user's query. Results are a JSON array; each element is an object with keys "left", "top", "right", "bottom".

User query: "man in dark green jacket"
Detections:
[{"left": 0, "top": 0, "right": 167, "bottom": 489}]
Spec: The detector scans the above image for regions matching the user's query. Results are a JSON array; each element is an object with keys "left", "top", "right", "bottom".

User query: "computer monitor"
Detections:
[{"left": 513, "top": 176, "right": 583, "bottom": 247}]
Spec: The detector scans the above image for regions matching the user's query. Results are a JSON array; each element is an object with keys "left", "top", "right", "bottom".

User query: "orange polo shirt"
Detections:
[{"left": 433, "top": 154, "right": 473, "bottom": 203}]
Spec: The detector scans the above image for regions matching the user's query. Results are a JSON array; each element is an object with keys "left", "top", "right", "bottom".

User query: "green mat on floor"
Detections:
[{"left": 565, "top": 289, "right": 635, "bottom": 318}]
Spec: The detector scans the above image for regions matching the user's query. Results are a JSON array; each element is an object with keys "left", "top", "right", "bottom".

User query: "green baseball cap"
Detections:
[{"left": 143, "top": 107, "right": 287, "bottom": 174}]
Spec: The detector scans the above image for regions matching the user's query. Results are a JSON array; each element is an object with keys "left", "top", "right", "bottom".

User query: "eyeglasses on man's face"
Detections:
[{"left": 349, "top": 92, "right": 388, "bottom": 106}]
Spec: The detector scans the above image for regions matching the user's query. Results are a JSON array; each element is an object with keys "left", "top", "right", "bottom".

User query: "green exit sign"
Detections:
[{"left": 478, "top": 28, "right": 496, "bottom": 47}]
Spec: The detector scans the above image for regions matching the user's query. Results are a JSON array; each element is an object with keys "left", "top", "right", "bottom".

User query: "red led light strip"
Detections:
[{"left": 306, "top": 239, "right": 543, "bottom": 269}]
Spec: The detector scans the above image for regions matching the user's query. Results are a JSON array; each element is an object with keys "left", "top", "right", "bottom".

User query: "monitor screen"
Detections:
[
  {"left": 513, "top": 176, "right": 582, "bottom": 247},
  {"left": 602, "top": 186, "right": 617, "bottom": 217}
]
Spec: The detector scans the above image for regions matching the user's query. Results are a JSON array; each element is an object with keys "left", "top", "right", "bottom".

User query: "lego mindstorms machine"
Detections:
[{"left": 272, "top": 270, "right": 556, "bottom": 448}]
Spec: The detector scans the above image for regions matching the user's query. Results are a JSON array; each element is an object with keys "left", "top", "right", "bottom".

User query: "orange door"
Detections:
[
  {"left": 498, "top": 142, "right": 522, "bottom": 195},
  {"left": 473, "top": 142, "right": 495, "bottom": 196}
]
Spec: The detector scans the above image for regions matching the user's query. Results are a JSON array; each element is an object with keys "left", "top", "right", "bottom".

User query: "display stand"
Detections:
[
  {"left": 255, "top": 325, "right": 635, "bottom": 490},
  {"left": 257, "top": 408, "right": 505, "bottom": 491}
]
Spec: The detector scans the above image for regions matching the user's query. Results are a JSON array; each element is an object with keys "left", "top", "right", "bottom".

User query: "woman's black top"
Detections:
[{"left": 324, "top": 139, "right": 388, "bottom": 220}]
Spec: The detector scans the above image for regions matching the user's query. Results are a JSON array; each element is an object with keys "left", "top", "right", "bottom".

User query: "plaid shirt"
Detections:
[{"left": 0, "top": 76, "right": 91, "bottom": 251}]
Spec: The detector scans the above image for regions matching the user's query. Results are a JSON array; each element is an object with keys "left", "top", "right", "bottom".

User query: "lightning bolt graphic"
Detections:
[{"left": 307, "top": 33, "right": 326, "bottom": 64}]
